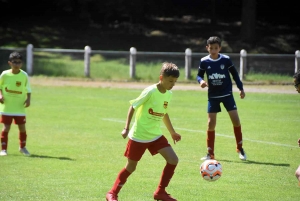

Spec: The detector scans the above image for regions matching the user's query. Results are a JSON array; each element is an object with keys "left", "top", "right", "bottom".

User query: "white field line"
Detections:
[{"left": 102, "top": 118, "right": 299, "bottom": 148}]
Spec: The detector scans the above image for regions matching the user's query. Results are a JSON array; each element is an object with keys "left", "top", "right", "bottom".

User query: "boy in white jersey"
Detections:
[
  {"left": 196, "top": 36, "right": 246, "bottom": 161},
  {"left": 106, "top": 62, "right": 181, "bottom": 201},
  {"left": 0, "top": 52, "right": 31, "bottom": 156}
]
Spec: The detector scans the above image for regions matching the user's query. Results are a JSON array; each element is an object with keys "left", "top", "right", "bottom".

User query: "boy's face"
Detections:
[
  {"left": 8, "top": 59, "right": 23, "bottom": 70},
  {"left": 160, "top": 75, "right": 178, "bottom": 90},
  {"left": 206, "top": 43, "right": 221, "bottom": 58},
  {"left": 293, "top": 78, "right": 300, "bottom": 93}
]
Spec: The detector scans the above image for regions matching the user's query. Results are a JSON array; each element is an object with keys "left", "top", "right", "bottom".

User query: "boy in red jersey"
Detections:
[
  {"left": 196, "top": 36, "right": 246, "bottom": 161},
  {"left": 106, "top": 62, "right": 181, "bottom": 201},
  {"left": 0, "top": 51, "right": 31, "bottom": 156}
]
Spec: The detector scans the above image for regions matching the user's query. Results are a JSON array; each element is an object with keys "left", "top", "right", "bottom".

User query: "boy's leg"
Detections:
[
  {"left": 207, "top": 130, "right": 215, "bottom": 156},
  {"left": 0, "top": 115, "right": 12, "bottom": 152},
  {"left": 19, "top": 131, "right": 27, "bottom": 149},
  {"left": 17, "top": 119, "right": 27, "bottom": 149},
  {"left": 106, "top": 161, "right": 134, "bottom": 201},
  {"left": 233, "top": 125, "right": 243, "bottom": 149},
  {"left": 154, "top": 146, "right": 178, "bottom": 201},
  {"left": 155, "top": 162, "right": 176, "bottom": 194},
  {"left": 107, "top": 139, "right": 144, "bottom": 200},
  {"left": 1, "top": 131, "right": 9, "bottom": 150},
  {"left": 108, "top": 167, "right": 132, "bottom": 194},
  {"left": 205, "top": 112, "right": 217, "bottom": 159},
  {"left": 228, "top": 110, "right": 243, "bottom": 149}
]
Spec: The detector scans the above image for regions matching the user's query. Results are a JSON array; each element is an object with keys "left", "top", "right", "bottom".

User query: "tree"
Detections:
[{"left": 240, "top": 0, "right": 256, "bottom": 42}]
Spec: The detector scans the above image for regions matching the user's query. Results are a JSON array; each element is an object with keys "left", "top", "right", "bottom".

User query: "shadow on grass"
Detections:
[
  {"left": 29, "top": 154, "right": 75, "bottom": 161},
  {"left": 219, "top": 159, "right": 290, "bottom": 167}
]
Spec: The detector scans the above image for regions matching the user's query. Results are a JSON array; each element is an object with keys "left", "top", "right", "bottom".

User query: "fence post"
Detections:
[
  {"left": 295, "top": 50, "right": 300, "bottom": 73},
  {"left": 240, "top": 49, "right": 247, "bottom": 81},
  {"left": 84, "top": 46, "right": 91, "bottom": 77},
  {"left": 130, "top": 47, "right": 136, "bottom": 78},
  {"left": 26, "top": 44, "right": 33, "bottom": 76},
  {"left": 185, "top": 48, "right": 192, "bottom": 80}
]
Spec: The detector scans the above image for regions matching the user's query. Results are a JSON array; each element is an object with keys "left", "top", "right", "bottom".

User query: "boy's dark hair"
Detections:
[
  {"left": 293, "top": 69, "right": 300, "bottom": 83},
  {"left": 160, "top": 62, "right": 180, "bottom": 78},
  {"left": 207, "top": 36, "right": 222, "bottom": 46},
  {"left": 9, "top": 51, "right": 22, "bottom": 61}
]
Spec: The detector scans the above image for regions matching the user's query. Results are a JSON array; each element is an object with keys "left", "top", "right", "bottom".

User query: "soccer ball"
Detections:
[{"left": 200, "top": 159, "right": 222, "bottom": 181}]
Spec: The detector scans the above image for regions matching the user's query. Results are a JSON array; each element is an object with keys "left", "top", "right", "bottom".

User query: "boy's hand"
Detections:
[
  {"left": 240, "top": 90, "right": 245, "bottom": 99},
  {"left": 171, "top": 132, "right": 181, "bottom": 144},
  {"left": 0, "top": 95, "right": 4, "bottom": 104},
  {"left": 200, "top": 80, "right": 208, "bottom": 88},
  {"left": 24, "top": 99, "right": 30, "bottom": 107},
  {"left": 121, "top": 128, "right": 129, "bottom": 139}
]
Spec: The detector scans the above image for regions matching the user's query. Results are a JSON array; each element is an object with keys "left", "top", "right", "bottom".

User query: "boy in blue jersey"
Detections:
[
  {"left": 293, "top": 69, "right": 300, "bottom": 93},
  {"left": 106, "top": 62, "right": 181, "bottom": 201},
  {"left": 293, "top": 69, "right": 300, "bottom": 185},
  {"left": 196, "top": 36, "right": 246, "bottom": 161},
  {"left": 0, "top": 52, "right": 31, "bottom": 156}
]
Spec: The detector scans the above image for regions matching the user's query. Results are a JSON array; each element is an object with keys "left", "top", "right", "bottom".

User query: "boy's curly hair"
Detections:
[
  {"left": 160, "top": 62, "right": 180, "bottom": 78},
  {"left": 9, "top": 51, "right": 22, "bottom": 61}
]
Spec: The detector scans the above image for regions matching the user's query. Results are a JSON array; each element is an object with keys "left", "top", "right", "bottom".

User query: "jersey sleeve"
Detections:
[
  {"left": 25, "top": 74, "right": 32, "bottom": 93},
  {"left": 129, "top": 86, "right": 153, "bottom": 109},
  {"left": 228, "top": 61, "right": 244, "bottom": 91},
  {"left": 197, "top": 60, "right": 206, "bottom": 83}
]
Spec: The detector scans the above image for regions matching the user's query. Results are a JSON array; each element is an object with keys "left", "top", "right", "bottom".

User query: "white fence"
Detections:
[{"left": 1, "top": 44, "right": 299, "bottom": 80}]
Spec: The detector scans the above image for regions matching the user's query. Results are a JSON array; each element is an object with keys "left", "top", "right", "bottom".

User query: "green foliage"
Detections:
[{"left": 0, "top": 84, "right": 299, "bottom": 200}]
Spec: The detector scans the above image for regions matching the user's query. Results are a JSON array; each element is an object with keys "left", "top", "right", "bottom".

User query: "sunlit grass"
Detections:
[
  {"left": 27, "top": 52, "right": 294, "bottom": 84},
  {"left": 0, "top": 85, "right": 299, "bottom": 200}
]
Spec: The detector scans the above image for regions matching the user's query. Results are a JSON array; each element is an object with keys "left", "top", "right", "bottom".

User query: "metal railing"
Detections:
[{"left": 1, "top": 44, "right": 299, "bottom": 80}]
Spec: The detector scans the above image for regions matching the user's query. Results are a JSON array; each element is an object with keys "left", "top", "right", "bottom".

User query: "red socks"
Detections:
[
  {"left": 234, "top": 126, "right": 243, "bottom": 149},
  {"left": 109, "top": 168, "right": 131, "bottom": 194},
  {"left": 1, "top": 131, "right": 8, "bottom": 150},
  {"left": 19, "top": 132, "right": 27, "bottom": 148},
  {"left": 207, "top": 130, "right": 215, "bottom": 155},
  {"left": 155, "top": 163, "right": 177, "bottom": 194}
]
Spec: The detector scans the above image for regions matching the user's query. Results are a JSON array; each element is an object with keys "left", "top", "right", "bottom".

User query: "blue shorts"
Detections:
[{"left": 207, "top": 95, "right": 237, "bottom": 113}]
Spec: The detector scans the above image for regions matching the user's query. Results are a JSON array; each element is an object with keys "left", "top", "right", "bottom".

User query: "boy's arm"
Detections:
[
  {"left": 24, "top": 93, "right": 31, "bottom": 107},
  {"left": 163, "top": 113, "right": 181, "bottom": 144},
  {"left": 197, "top": 64, "right": 207, "bottom": 88},
  {"left": 0, "top": 89, "right": 3, "bottom": 104},
  {"left": 121, "top": 105, "right": 135, "bottom": 139},
  {"left": 228, "top": 65, "right": 245, "bottom": 99},
  {"left": 228, "top": 65, "right": 243, "bottom": 90}
]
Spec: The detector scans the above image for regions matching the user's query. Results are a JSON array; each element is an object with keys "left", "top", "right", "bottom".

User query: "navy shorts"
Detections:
[{"left": 207, "top": 95, "right": 237, "bottom": 113}]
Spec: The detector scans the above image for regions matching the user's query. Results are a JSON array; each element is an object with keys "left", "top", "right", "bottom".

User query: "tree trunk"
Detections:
[{"left": 241, "top": 0, "right": 256, "bottom": 42}]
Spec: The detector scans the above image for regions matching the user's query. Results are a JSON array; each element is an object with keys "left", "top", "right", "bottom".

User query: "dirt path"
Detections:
[{"left": 30, "top": 77, "right": 296, "bottom": 94}]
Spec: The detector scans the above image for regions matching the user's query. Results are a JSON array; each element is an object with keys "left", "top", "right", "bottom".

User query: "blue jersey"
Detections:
[{"left": 197, "top": 54, "right": 243, "bottom": 98}]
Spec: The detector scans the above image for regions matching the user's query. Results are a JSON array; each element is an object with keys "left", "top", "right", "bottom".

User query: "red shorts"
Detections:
[
  {"left": 0, "top": 115, "right": 26, "bottom": 125},
  {"left": 124, "top": 135, "right": 171, "bottom": 161}
]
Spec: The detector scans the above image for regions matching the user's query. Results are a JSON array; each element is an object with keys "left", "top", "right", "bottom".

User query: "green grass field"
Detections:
[{"left": 0, "top": 83, "right": 299, "bottom": 201}]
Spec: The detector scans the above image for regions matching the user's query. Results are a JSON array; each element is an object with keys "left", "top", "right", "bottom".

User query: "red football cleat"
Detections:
[
  {"left": 106, "top": 192, "right": 118, "bottom": 201},
  {"left": 153, "top": 192, "right": 177, "bottom": 201}
]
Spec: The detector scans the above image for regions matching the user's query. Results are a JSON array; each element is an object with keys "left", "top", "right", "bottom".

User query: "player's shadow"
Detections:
[
  {"left": 219, "top": 159, "right": 290, "bottom": 167},
  {"left": 29, "top": 154, "right": 75, "bottom": 161}
]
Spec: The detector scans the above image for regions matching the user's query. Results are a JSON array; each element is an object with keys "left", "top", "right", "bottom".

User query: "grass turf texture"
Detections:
[{"left": 0, "top": 83, "right": 299, "bottom": 201}]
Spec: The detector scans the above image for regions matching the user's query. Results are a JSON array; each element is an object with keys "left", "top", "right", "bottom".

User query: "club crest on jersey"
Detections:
[
  {"left": 220, "top": 64, "right": 225, "bottom": 70},
  {"left": 16, "top": 81, "right": 21, "bottom": 87},
  {"left": 163, "top": 101, "right": 168, "bottom": 109}
]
